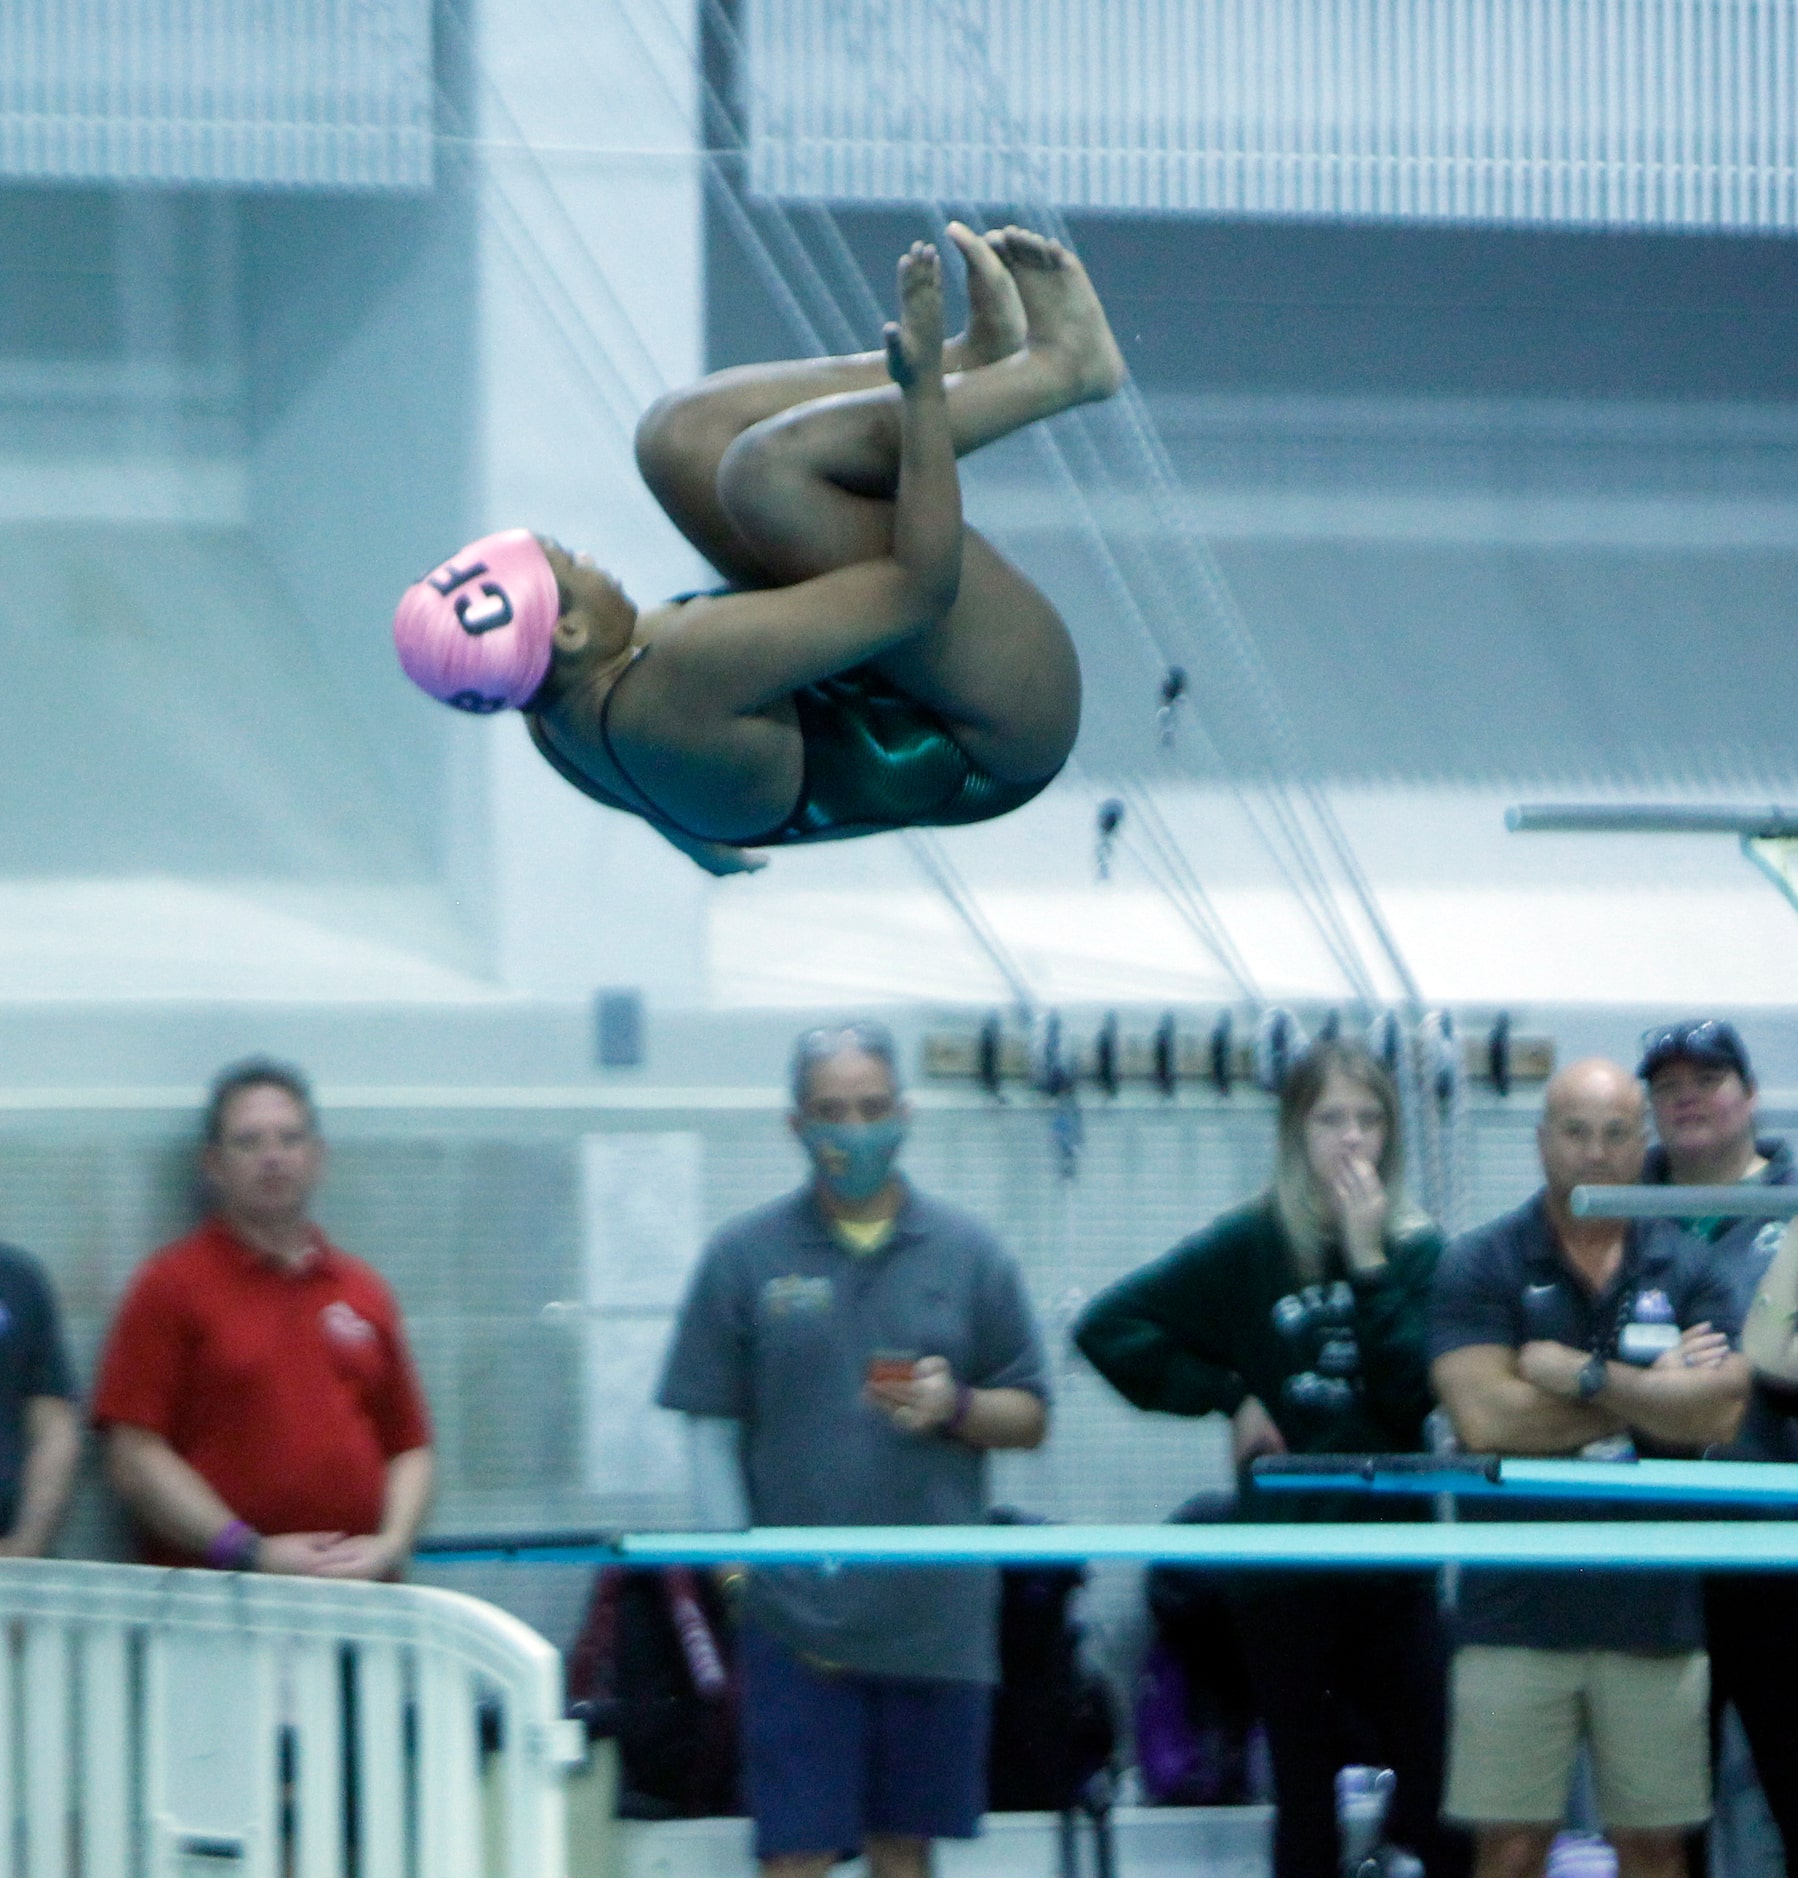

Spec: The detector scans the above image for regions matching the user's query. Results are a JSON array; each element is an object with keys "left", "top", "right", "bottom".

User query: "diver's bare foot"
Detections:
[
  {"left": 885, "top": 241, "right": 945, "bottom": 389},
  {"left": 944, "top": 221, "right": 1026, "bottom": 371},
  {"left": 988, "top": 225, "right": 1126, "bottom": 404}
]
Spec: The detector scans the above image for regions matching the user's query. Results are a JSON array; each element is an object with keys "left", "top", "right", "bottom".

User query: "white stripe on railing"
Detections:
[
  {"left": 294, "top": 1636, "right": 344, "bottom": 1878},
  {"left": 744, "top": 0, "right": 1798, "bottom": 231},
  {"left": 357, "top": 1642, "right": 408, "bottom": 1878},
  {"left": 0, "top": 1559, "right": 583, "bottom": 1878},
  {"left": 83, "top": 1624, "right": 132, "bottom": 1878},
  {"left": 25, "top": 1623, "right": 71, "bottom": 1878}
]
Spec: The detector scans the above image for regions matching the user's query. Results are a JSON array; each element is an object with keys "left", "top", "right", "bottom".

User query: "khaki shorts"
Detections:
[{"left": 1444, "top": 1645, "right": 1710, "bottom": 1832}]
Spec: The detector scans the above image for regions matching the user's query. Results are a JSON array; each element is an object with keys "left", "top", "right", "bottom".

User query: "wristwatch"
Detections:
[{"left": 1575, "top": 1353, "right": 1608, "bottom": 1402}]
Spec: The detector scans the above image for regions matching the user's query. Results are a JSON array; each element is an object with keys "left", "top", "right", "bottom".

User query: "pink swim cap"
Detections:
[{"left": 393, "top": 528, "right": 560, "bottom": 713}]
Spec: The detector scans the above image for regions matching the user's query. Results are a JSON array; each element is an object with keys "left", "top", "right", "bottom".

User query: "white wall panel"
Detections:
[
  {"left": 746, "top": 0, "right": 1798, "bottom": 230},
  {"left": 472, "top": 0, "right": 713, "bottom": 1002},
  {"left": 0, "top": 0, "right": 433, "bottom": 188}
]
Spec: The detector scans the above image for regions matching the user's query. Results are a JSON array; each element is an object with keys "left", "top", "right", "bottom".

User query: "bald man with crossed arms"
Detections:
[{"left": 1428, "top": 1059, "right": 1749, "bottom": 1878}]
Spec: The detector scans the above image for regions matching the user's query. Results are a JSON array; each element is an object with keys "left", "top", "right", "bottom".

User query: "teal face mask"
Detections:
[{"left": 798, "top": 1118, "right": 907, "bottom": 1205}]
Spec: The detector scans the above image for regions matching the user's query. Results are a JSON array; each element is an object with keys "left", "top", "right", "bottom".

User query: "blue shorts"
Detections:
[{"left": 739, "top": 1622, "right": 992, "bottom": 1858}]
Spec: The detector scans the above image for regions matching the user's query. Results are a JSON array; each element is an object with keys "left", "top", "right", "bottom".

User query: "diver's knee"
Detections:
[
  {"left": 715, "top": 424, "right": 798, "bottom": 538},
  {"left": 635, "top": 388, "right": 729, "bottom": 491}
]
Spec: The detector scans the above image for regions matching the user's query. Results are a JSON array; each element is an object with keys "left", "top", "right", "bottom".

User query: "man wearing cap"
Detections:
[
  {"left": 1639, "top": 1019, "right": 1795, "bottom": 1323},
  {"left": 657, "top": 1022, "right": 1050, "bottom": 1878},
  {"left": 1640, "top": 1021, "right": 1798, "bottom": 1877}
]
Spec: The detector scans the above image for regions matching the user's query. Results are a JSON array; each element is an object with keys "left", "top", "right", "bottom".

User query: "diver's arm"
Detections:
[{"left": 882, "top": 273, "right": 963, "bottom": 620}]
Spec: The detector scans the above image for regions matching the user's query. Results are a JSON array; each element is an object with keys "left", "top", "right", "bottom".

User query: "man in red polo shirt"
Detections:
[{"left": 94, "top": 1058, "right": 433, "bottom": 1576}]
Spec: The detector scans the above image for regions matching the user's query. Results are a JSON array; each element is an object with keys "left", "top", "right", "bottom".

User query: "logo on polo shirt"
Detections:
[
  {"left": 1632, "top": 1288, "right": 1675, "bottom": 1323},
  {"left": 1618, "top": 1285, "right": 1681, "bottom": 1363},
  {"left": 760, "top": 1274, "right": 833, "bottom": 1318},
  {"left": 320, "top": 1300, "right": 378, "bottom": 1347}
]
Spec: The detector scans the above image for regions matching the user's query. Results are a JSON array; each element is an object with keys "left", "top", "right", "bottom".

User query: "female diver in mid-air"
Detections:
[{"left": 393, "top": 224, "right": 1124, "bottom": 875}]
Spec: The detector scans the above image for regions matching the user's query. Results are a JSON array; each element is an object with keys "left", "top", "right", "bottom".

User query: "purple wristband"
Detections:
[
  {"left": 944, "top": 1381, "right": 975, "bottom": 1439},
  {"left": 204, "top": 1519, "right": 259, "bottom": 1572}
]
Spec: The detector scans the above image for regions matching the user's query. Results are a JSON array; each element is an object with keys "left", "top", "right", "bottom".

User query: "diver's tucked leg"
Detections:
[
  {"left": 714, "top": 231, "right": 1124, "bottom": 586},
  {"left": 635, "top": 223, "right": 1025, "bottom": 584},
  {"left": 867, "top": 531, "right": 1080, "bottom": 784},
  {"left": 647, "top": 232, "right": 1112, "bottom": 785}
]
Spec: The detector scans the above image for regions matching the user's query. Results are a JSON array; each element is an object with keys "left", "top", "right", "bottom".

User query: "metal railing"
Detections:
[
  {"left": 419, "top": 1452, "right": 1798, "bottom": 1568},
  {"left": 0, "top": 1558, "right": 582, "bottom": 1877}
]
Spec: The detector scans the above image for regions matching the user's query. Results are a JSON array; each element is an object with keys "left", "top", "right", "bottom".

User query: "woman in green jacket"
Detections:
[{"left": 1074, "top": 1040, "right": 1467, "bottom": 1878}]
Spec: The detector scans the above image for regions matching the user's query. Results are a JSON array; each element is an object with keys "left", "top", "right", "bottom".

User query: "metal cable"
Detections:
[
  {"left": 898, "top": 0, "right": 1422, "bottom": 1009},
  {"left": 901, "top": 829, "right": 1038, "bottom": 1014},
  {"left": 688, "top": 0, "right": 1287, "bottom": 1002}
]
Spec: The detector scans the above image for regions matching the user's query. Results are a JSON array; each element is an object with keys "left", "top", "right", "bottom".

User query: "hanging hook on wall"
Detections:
[
  {"left": 1253, "top": 1007, "right": 1307, "bottom": 1094},
  {"left": 1209, "top": 1010, "right": 1235, "bottom": 1095},
  {"left": 977, "top": 1012, "right": 1006, "bottom": 1103},
  {"left": 1095, "top": 1011, "right": 1121, "bottom": 1099},
  {"left": 1034, "top": 1012, "right": 1082, "bottom": 1179},
  {"left": 1153, "top": 1012, "right": 1179, "bottom": 1099},
  {"left": 1095, "top": 798, "right": 1126, "bottom": 881},
  {"left": 1367, "top": 1009, "right": 1405, "bottom": 1077},
  {"left": 1419, "top": 1010, "right": 1461, "bottom": 1104},
  {"left": 1487, "top": 1011, "right": 1513, "bottom": 1098},
  {"left": 1156, "top": 666, "right": 1189, "bottom": 748}
]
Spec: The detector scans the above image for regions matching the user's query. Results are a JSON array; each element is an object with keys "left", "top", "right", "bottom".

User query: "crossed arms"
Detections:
[{"left": 1433, "top": 1329, "right": 1748, "bottom": 1456}]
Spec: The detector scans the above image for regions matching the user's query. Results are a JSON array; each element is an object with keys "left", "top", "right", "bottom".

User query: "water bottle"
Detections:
[{"left": 1336, "top": 1765, "right": 1396, "bottom": 1876}]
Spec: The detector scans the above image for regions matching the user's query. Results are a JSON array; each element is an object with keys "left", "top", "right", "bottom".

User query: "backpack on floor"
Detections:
[
  {"left": 987, "top": 1515, "right": 1118, "bottom": 1813},
  {"left": 566, "top": 1565, "right": 743, "bottom": 1819},
  {"left": 1138, "top": 1491, "right": 1266, "bottom": 1806}
]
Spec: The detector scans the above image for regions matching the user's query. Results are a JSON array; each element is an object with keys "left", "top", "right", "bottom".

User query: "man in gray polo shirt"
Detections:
[{"left": 657, "top": 1022, "right": 1050, "bottom": 1878}]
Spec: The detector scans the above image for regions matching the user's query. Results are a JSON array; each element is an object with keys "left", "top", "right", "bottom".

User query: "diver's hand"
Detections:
[
  {"left": 885, "top": 242, "right": 945, "bottom": 390},
  {"left": 645, "top": 816, "right": 769, "bottom": 876},
  {"left": 679, "top": 835, "right": 768, "bottom": 877}
]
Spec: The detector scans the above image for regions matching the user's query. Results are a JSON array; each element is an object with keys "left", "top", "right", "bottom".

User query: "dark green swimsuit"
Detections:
[{"left": 528, "top": 640, "right": 1056, "bottom": 848}]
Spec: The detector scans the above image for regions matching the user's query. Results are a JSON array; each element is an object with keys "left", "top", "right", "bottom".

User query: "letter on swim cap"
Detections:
[
  {"left": 454, "top": 585, "right": 515, "bottom": 635},
  {"left": 427, "top": 557, "right": 488, "bottom": 597},
  {"left": 393, "top": 528, "right": 559, "bottom": 710}
]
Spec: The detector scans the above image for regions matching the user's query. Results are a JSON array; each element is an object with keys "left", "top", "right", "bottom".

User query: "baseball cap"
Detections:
[{"left": 1637, "top": 1017, "right": 1754, "bottom": 1084}]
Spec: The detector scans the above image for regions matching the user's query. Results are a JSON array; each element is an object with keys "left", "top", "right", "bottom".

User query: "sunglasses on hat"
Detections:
[{"left": 1637, "top": 1018, "right": 1752, "bottom": 1083}]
